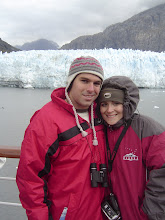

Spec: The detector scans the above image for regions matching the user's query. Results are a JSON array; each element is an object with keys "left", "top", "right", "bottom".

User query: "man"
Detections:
[{"left": 16, "top": 56, "right": 107, "bottom": 220}]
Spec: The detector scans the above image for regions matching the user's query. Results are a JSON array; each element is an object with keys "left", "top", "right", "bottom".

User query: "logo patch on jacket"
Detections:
[{"left": 123, "top": 153, "right": 138, "bottom": 161}]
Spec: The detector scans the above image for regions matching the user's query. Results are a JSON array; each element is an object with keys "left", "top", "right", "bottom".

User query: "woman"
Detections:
[{"left": 97, "top": 76, "right": 165, "bottom": 220}]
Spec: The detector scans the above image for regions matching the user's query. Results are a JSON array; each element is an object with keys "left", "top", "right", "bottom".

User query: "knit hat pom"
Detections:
[
  {"left": 93, "top": 139, "right": 98, "bottom": 146},
  {"left": 81, "top": 130, "right": 88, "bottom": 137}
]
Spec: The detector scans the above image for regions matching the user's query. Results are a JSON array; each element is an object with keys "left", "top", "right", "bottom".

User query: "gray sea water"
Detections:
[{"left": 0, "top": 87, "right": 165, "bottom": 219}]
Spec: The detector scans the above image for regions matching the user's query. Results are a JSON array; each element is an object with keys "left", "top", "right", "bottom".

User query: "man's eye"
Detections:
[
  {"left": 94, "top": 82, "right": 101, "bottom": 86},
  {"left": 81, "top": 79, "right": 88, "bottom": 83}
]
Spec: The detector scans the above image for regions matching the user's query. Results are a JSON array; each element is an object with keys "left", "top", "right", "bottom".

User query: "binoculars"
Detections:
[{"left": 90, "top": 163, "right": 108, "bottom": 187}]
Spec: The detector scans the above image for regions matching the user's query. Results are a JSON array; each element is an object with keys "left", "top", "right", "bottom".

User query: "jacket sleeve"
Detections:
[
  {"left": 16, "top": 110, "right": 59, "bottom": 220},
  {"left": 142, "top": 124, "right": 165, "bottom": 220},
  {"left": 142, "top": 164, "right": 165, "bottom": 220}
]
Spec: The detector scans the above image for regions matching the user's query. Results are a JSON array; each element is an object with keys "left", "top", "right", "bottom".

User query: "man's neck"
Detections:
[
  {"left": 76, "top": 109, "right": 89, "bottom": 113},
  {"left": 76, "top": 110, "right": 89, "bottom": 122}
]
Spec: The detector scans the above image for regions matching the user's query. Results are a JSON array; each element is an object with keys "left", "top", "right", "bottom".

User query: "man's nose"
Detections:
[{"left": 87, "top": 83, "right": 94, "bottom": 92}]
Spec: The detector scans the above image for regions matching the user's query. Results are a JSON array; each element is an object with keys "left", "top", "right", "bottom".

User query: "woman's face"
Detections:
[{"left": 100, "top": 101, "right": 124, "bottom": 125}]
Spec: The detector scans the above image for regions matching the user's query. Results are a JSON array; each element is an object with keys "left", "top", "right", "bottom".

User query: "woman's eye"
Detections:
[
  {"left": 101, "top": 103, "right": 107, "bottom": 107},
  {"left": 113, "top": 102, "right": 120, "bottom": 106}
]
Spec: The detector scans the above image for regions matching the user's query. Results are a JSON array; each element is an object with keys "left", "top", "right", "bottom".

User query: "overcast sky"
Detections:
[{"left": 1, "top": 0, "right": 165, "bottom": 47}]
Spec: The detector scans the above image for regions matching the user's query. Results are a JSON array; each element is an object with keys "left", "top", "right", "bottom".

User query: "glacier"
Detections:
[{"left": 0, "top": 48, "right": 165, "bottom": 89}]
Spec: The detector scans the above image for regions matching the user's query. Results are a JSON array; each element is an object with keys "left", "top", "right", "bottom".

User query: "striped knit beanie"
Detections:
[{"left": 66, "top": 56, "right": 104, "bottom": 91}]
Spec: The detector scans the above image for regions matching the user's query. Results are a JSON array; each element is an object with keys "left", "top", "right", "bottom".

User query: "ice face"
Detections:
[{"left": 0, "top": 48, "right": 165, "bottom": 89}]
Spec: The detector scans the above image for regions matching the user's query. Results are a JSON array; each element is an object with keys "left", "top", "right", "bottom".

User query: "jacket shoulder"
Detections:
[{"left": 131, "top": 114, "right": 165, "bottom": 139}]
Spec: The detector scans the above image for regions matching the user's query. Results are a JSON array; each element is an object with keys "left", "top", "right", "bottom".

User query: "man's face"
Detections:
[{"left": 68, "top": 73, "right": 102, "bottom": 109}]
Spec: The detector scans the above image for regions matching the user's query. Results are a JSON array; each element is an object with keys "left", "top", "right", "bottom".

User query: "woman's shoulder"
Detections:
[{"left": 131, "top": 113, "right": 165, "bottom": 138}]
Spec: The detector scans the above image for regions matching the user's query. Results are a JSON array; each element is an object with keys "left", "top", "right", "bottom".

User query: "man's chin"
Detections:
[
  {"left": 80, "top": 102, "right": 93, "bottom": 109},
  {"left": 84, "top": 99, "right": 94, "bottom": 105},
  {"left": 84, "top": 96, "right": 95, "bottom": 102}
]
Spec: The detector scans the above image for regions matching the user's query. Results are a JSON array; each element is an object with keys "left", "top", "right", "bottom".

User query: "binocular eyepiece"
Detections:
[{"left": 90, "top": 163, "right": 108, "bottom": 187}]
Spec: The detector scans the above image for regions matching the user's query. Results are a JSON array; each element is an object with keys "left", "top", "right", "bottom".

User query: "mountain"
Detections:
[
  {"left": 0, "top": 38, "right": 20, "bottom": 53},
  {"left": 60, "top": 3, "right": 165, "bottom": 52},
  {"left": 16, "top": 39, "right": 59, "bottom": 51}
]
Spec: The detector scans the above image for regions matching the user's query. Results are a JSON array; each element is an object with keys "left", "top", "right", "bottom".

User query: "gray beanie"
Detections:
[
  {"left": 66, "top": 56, "right": 104, "bottom": 90},
  {"left": 98, "top": 88, "right": 125, "bottom": 105}
]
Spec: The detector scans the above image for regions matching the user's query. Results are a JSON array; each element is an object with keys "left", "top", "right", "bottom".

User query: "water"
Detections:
[
  {"left": 0, "top": 87, "right": 53, "bottom": 220},
  {"left": 0, "top": 87, "right": 165, "bottom": 219}
]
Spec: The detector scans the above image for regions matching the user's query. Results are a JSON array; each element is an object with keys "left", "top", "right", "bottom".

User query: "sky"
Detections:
[{"left": 1, "top": 0, "right": 165, "bottom": 47}]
